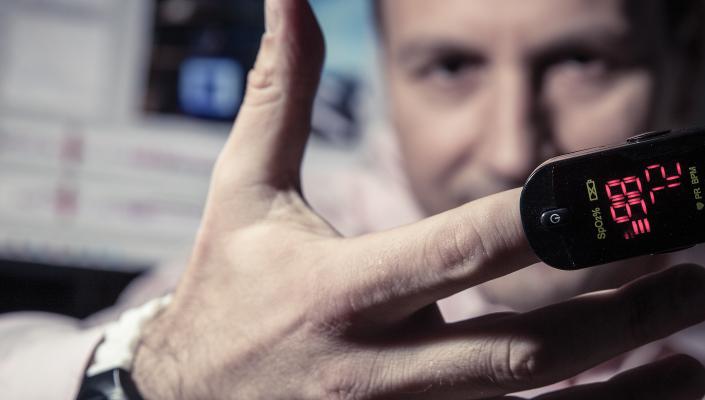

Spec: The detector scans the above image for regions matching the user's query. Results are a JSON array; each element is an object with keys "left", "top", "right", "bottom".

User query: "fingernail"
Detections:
[{"left": 266, "top": 0, "right": 281, "bottom": 33}]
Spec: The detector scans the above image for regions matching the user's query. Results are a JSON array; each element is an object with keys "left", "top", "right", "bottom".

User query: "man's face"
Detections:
[
  {"left": 382, "top": 0, "right": 662, "bottom": 214},
  {"left": 381, "top": 0, "right": 683, "bottom": 307}
]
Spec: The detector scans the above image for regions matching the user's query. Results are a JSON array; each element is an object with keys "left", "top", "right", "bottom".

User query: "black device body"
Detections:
[{"left": 521, "top": 127, "right": 705, "bottom": 269}]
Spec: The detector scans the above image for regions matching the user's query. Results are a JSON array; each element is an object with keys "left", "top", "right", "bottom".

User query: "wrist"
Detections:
[
  {"left": 131, "top": 311, "right": 183, "bottom": 400},
  {"left": 77, "top": 295, "right": 173, "bottom": 400}
]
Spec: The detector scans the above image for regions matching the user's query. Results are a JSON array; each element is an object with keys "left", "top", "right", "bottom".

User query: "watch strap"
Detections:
[
  {"left": 88, "top": 294, "right": 173, "bottom": 376},
  {"left": 77, "top": 294, "right": 173, "bottom": 400},
  {"left": 76, "top": 368, "right": 144, "bottom": 400}
]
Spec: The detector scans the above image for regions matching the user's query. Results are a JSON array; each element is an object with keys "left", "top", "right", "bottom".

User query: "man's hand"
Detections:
[{"left": 132, "top": 1, "right": 705, "bottom": 398}]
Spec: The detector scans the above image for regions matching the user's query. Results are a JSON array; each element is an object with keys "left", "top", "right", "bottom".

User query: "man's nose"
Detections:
[{"left": 484, "top": 66, "right": 541, "bottom": 183}]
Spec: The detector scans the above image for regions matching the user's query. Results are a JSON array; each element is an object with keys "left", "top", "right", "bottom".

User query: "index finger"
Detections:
[{"left": 340, "top": 187, "right": 537, "bottom": 321}]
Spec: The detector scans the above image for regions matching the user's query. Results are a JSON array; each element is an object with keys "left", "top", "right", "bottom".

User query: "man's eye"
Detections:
[
  {"left": 548, "top": 51, "right": 610, "bottom": 81},
  {"left": 543, "top": 50, "right": 618, "bottom": 100},
  {"left": 420, "top": 54, "right": 483, "bottom": 83},
  {"left": 561, "top": 51, "right": 601, "bottom": 65},
  {"left": 433, "top": 56, "right": 473, "bottom": 76}
]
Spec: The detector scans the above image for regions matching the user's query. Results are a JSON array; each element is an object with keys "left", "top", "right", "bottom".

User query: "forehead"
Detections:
[{"left": 381, "top": 0, "right": 632, "bottom": 50}]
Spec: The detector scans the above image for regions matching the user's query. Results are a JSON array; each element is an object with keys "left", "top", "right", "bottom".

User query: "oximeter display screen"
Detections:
[
  {"left": 553, "top": 146, "right": 705, "bottom": 264},
  {"left": 602, "top": 161, "right": 686, "bottom": 240}
]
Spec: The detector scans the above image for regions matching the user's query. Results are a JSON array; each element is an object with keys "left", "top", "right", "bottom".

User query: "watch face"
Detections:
[{"left": 521, "top": 128, "right": 705, "bottom": 269}]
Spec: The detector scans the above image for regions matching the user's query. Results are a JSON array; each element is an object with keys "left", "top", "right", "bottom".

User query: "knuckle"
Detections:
[
  {"left": 425, "top": 218, "right": 481, "bottom": 280},
  {"left": 506, "top": 344, "right": 541, "bottom": 385},
  {"left": 322, "top": 379, "right": 367, "bottom": 400},
  {"left": 489, "top": 337, "right": 548, "bottom": 389},
  {"left": 246, "top": 33, "right": 278, "bottom": 89},
  {"left": 243, "top": 69, "right": 284, "bottom": 108},
  {"left": 249, "top": 48, "right": 275, "bottom": 87},
  {"left": 318, "top": 359, "right": 373, "bottom": 400}
]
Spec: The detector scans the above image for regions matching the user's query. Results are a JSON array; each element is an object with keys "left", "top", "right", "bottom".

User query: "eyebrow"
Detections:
[
  {"left": 396, "top": 40, "right": 485, "bottom": 65},
  {"left": 395, "top": 27, "right": 638, "bottom": 65},
  {"left": 533, "top": 30, "right": 644, "bottom": 66}
]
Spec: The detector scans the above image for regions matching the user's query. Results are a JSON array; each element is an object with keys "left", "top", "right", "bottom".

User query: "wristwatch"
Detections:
[
  {"left": 75, "top": 295, "right": 172, "bottom": 400},
  {"left": 76, "top": 368, "right": 144, "bottom": 400}
]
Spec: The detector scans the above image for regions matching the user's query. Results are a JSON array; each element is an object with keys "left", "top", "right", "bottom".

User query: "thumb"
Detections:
[{"left": 217, "top": 0, "right": 325, "bottom": 191}]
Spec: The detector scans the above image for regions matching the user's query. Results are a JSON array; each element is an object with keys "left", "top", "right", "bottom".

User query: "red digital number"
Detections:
[
  {"left": 606, "top": 176, "right": 649, "bottom": 238},
  {"left": 605, "top": 161, "right": 681, "bottom": 240},
  {"left": 645, "top": 163, "right": 682, "bottom": 204}
]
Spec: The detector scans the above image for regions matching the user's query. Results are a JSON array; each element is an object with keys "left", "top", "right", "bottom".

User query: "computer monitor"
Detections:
[
  {"left": 0, "top": 0, "right": 262, "bottom": 272},
  {"left": 0, "top": 0, "right": 372, "bottom": 274}
]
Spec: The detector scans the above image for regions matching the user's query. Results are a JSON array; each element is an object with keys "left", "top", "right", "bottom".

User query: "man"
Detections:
[
  {"left": 3, "top": 0, "right": 705, "bottom": 398},
  {"left": 376, "top": 0, "right": 705, "bottom": 312}
]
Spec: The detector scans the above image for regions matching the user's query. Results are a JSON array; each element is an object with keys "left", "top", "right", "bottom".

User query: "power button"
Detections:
[{"left": 541, "top": 208, "right": 570, "bottom": 228}]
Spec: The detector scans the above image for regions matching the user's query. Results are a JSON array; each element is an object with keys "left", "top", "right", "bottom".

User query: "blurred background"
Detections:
[
  {"left": 3, "top": 1, "right": 705, "bottom": 319},
  {"left": 0, "top": 0, "right": 376, "bottom": 317}
]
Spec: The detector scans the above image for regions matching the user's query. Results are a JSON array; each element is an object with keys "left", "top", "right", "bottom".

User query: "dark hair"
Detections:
[{"left": 664, "top": 0, "right": 704, "bottom": 43}]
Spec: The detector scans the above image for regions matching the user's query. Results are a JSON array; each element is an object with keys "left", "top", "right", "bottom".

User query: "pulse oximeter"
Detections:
[{"left": 521, "top": 127, "right": 705, "bottom": 269}]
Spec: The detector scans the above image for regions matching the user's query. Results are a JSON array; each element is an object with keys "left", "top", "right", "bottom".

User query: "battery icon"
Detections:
[{"left": 586, "top": 179, "right": 598, "bottom": 201}]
